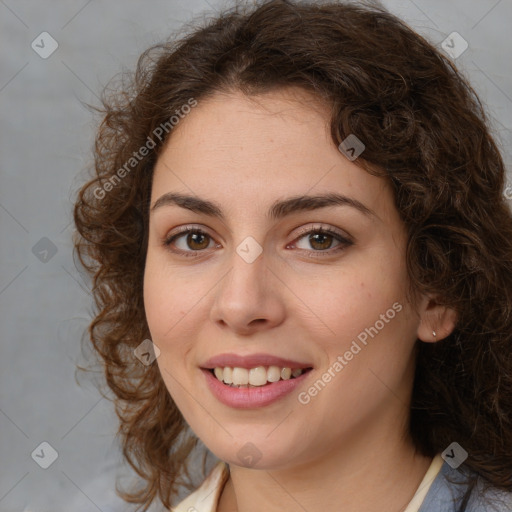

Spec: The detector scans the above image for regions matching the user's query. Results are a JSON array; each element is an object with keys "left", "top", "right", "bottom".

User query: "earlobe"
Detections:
[{"left": 416, "top": 295, "right": 458, "bottom": 343}]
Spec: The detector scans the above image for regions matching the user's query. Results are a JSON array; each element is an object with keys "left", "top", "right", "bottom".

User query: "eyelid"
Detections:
[
  {"left": 291, "top": 223, "right": 352, "bottom": 243},
  {"left": 164, "top": 224, "right": 213, "bottom": 240}
]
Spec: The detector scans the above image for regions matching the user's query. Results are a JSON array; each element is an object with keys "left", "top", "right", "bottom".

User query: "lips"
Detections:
[
  {"left": 200, "top": 353, "right": 313, "bottom": 370},
  {"left": 201, "top": 366, "right": 312, "bottom": 408},
  {"left": 199, "top": 352, "right": 314, "bottom": 408}
]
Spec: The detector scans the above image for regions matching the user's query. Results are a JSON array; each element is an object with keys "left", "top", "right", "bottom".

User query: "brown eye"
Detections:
[
  {"left": 307, "top": 232, "right": 336, "bottom": 251},
  {"left": 293, "top": 227, "right": 352, "bottom": 255},
  {"left": 185, "top": 231, "right": 210, "bottom": 250},
  {"left": 164, "top": 228, "right": 216, "bottom": 256}
]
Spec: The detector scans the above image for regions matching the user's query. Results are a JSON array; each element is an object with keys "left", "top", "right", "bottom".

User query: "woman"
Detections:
[{"left": 73, "top": 0, "right": 512, "bottom": 510}]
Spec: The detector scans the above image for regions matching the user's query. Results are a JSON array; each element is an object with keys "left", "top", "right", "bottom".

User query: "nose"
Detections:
[{"left": 209, "top": 247, "right": 286, "bottom": 336}]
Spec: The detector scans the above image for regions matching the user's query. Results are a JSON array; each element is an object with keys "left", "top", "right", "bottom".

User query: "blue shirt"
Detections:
[{"left": 419, "top": 460, "right": 512, "bottom": 511}]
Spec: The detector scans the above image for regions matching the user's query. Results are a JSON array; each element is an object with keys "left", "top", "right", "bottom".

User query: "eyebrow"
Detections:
[{"left": 150, "top": 192, "right": 377, "bottom": 220}]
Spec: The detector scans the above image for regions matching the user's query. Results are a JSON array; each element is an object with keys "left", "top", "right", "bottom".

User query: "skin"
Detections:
[{"left": 143, "top": 87, "right": 457, "bottom": 512}]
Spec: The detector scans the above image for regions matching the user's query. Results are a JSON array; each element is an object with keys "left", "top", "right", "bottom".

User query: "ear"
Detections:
[{"left": 416, "top": 294, "right": 458, "bottom": 343}]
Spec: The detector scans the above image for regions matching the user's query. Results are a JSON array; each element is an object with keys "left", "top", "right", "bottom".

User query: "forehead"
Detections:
[
  {"left": 150, "top": 88, "right": 393, "bottom": 222},
  {"left": 159, "top": 87, "right": 332, "bottom": 159}
]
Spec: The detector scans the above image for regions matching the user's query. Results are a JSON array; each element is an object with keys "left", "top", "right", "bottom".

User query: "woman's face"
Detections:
[{"left": 144, "top": 88, "right": 425, "bottom": 469}]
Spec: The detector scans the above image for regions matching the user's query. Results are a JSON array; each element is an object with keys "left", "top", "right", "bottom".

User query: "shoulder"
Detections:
[
  {"left": 419, "top": 460, "right": 512, "bottom": 512},
  {"left": 171, "top": 461, "right": 229, "bottom": 512}
]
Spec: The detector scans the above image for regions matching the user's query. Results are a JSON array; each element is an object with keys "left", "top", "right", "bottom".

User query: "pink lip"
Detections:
[
  {"left": 201, "top": 368, "right": 312, "bottom": 409},
  {"left": 200, "top": 353, "right": 313, "bottom": 370}
]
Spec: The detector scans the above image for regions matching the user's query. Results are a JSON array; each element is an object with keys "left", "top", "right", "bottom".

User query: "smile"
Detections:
[
  {"left": 211, "top": 366, "right": 311, "bottom": 387},
  {"left": 201, "top": 367, "right": 313, "bottom": 408}
]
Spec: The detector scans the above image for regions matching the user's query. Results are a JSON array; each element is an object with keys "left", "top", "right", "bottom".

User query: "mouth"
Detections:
[{"left": 205, "top": 366, "right": 314, "bottom": 388}]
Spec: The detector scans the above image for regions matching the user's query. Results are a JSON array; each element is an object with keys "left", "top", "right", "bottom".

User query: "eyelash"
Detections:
[{"left": 163, "top": 224, "right": 353, "bottom": 259}]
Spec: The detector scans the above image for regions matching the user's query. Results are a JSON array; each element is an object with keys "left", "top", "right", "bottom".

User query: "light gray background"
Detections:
[{"left": 1, "top": 0, "right": 511, "bottom": 511}]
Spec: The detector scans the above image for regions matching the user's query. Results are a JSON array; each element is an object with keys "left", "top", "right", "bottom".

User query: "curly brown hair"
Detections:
[{"left": 73, "top": 0, "right": 512, "bottom": 509}]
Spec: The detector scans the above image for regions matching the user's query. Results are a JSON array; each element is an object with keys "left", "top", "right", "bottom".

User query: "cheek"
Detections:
[
  {"left": 300, "top": 260, "right": 406, "bottom": 340},
  {"left": 143, "top": 266, "right": 172, "bottom": 340},
  {"left": 143, "top": 255, "right": 208, "bottom": 386},
  {"left": 301, "top": 265, "right": 413, "bottom": 390},
  {"left": 143, "top": 263, "right": 195, "bottom": 402},
  {"left": 143, "top": 253, "right": 197, "bottom": 338}
]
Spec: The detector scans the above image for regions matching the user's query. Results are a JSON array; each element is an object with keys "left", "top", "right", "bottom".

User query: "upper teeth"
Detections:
[{"left": 213, "top": 366, "right": 305, "bottom": 387}]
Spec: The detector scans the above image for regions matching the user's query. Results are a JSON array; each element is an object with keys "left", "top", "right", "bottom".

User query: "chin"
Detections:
[{"left": 203, "top": 434, "right": 305, "bottom": 470}]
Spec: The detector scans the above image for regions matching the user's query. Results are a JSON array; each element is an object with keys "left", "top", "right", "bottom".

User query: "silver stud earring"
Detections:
[{"left": 432, "top": 330, "right": 437, "bottom": 338}]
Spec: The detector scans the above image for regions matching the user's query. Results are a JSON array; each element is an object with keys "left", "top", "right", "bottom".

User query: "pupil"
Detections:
[
  {"left": 311, "top": 233, "right": 331, "bottom": 250},
  {"left": 188, "top": 232, "right": 209, "bottom": 250}
]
